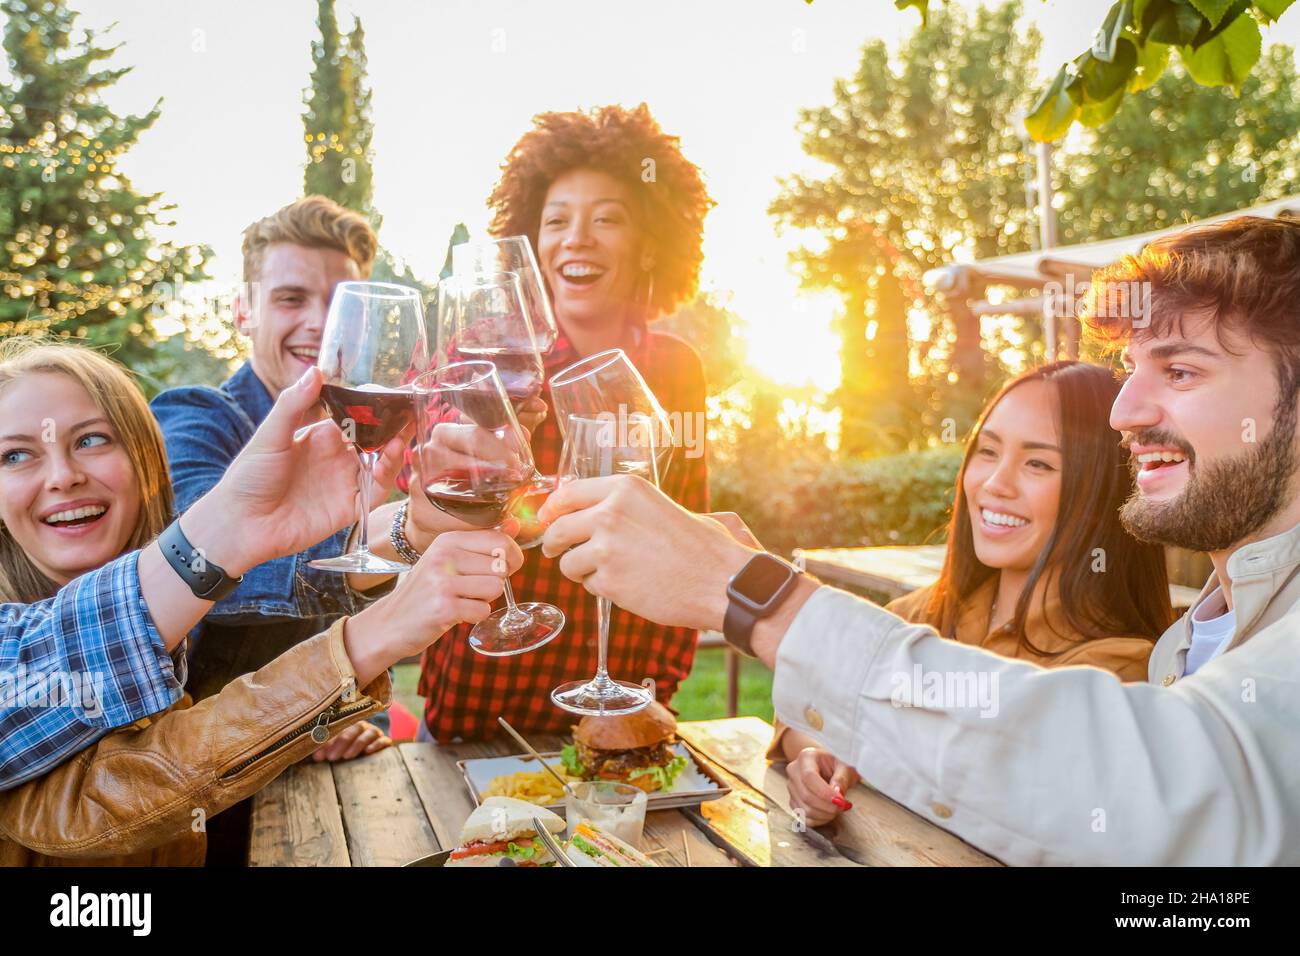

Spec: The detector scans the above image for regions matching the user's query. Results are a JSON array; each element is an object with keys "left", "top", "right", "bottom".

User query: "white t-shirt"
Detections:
[{"left": 1184, "top": 587, "right": 1236, "bottom": 676}]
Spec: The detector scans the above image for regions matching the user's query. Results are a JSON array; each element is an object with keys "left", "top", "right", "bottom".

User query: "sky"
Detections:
[{"left": 47, "top": 1, "right": 1300, "bottom": 389}]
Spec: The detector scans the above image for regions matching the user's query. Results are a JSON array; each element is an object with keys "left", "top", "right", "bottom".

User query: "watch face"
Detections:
[{"left": 732, "top": 555, "right": 794, "bottom": 607}]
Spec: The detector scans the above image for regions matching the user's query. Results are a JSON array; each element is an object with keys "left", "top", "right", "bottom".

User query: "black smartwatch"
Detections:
[
  {"left": 159, "top": 518, "right": 244, "bottom": 602},
  {"left": 723, "top": 553, "right": 800, "bottom": 657}
]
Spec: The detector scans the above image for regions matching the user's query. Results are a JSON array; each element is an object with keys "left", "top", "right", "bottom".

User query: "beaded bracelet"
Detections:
[{"left": 388, "top": 500, "right": 422, "bottom": 565}]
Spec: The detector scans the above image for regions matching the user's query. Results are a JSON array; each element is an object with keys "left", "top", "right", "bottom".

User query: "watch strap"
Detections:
[
  {"left": 159, "top": 518, "right": 243, "bottom": 602},
  {"left": 723, "top": 598, "right": 760, "bottom": 658}
]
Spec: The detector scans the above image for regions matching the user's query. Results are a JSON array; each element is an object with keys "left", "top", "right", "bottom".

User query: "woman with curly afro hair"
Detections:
[{"left": 417, "top": 104, "right": 718, "bottom": 742}]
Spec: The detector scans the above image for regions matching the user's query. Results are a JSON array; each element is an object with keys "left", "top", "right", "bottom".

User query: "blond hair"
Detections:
[
  {"left": 241, "top": 195, "right": 378, "bottom": 283},
  {"left": 0, "top": 338, "right": 174, "bottom": 603}
]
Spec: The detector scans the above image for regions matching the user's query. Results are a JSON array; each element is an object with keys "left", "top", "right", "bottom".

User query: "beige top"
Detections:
[
  {"left": 770, "top": 522, "right": 1300, "bottom": 863},
  {"left": 768, "top": 577, "right": 1154, "bottom": 759}
]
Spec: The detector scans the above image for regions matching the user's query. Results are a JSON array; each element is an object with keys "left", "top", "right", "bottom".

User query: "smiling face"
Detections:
[
  {"left": 238, "top": 242, "right": 362, "bottom": 398},
  {"left": 963, "top": 380, "right": 1064, "bottom": 574},
  {"left": 0, "top": 373, "right": 141, "bottom": 586},
  {"left": 1111, "top": 316, "right": 1300, "bottom": 553},
  {"left": 536, "top": 168, "right": 648, "bottom": 333}
]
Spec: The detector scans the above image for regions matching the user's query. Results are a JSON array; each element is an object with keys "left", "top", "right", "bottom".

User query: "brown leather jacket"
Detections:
[{"left": 0, "top": 617, "right": 390, "bottom": 866}]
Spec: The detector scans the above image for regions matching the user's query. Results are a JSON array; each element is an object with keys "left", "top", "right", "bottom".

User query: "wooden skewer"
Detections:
[{"left": 681, "top": 830, "right": 692, "bottom": 867}]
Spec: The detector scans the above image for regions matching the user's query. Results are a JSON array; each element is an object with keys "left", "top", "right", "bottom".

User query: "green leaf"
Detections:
[
  {"left": 1148, "top": 1, "right": 1208, "bottom": 44},
  {"left": 1026, "top": 66, "right": 1082, "bottom": 142},
  {"left": 1188, "top": 0, "right": 1237, "bottom": 26},
  {"left": 1179, "top": 11, "right": 1262, "bottom": 92},
  {"left": 894, "top": 0, "right": 929, "bottom": 24},
  {"left": 1127, "top": 39, "right": 1172, "bottom": 91},
  {"left": 1082, "top": 37, "right": 1138, "bottom": 99},
  {"left": 1253, "top": 0, "right": 1295, "bottom": 23},
  {"left": 1079, "top": 86, "right": 1127, "bottom": 126},
  {"left": 1190, "top": 1, "right": 1251, "bottom": 48},
  {"left": 1092, "top": 1, "right": 1135, "bottom": 62}
]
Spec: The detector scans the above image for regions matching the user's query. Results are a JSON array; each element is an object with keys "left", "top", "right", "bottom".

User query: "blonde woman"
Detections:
[{"left": 0, "top": 339, "right": 520, "bottom": 864}]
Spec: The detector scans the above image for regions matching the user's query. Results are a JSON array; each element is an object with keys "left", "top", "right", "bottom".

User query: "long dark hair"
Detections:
[{"left": 924, "top": 361, "right": 1174, "bottom": 652}]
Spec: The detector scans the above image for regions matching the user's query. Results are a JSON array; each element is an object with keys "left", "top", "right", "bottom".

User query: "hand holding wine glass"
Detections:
[
  {"left": 547, "top": 413, "right": 661, "bottom": 716},
  {"left": 310, "top": 281, "right": 429, "bottom": 575},
  {"left": 413, "top": 361, "right": 565, "bottom": 656}
]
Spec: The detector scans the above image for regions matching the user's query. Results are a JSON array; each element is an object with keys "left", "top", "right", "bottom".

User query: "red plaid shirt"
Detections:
[{"left": 417, "top": 322, "right": 709, "bottom": 742}]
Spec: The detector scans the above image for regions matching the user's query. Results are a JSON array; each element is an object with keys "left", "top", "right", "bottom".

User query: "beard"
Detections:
[{"left": 1120, "top": 396, "right": 1300, "bottom": 553}]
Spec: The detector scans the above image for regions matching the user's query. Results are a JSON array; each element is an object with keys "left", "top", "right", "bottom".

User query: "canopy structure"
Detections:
[{"left": 924, "top": 195, "right": 1300, "bottom": 358}]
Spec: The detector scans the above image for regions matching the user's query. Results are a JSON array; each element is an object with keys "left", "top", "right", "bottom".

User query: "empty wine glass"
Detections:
[
  {"left": 548, "top": 348, "right": 676, "bottom": 481},
  {"left": 452, "top": 235, "right": 558, "bottom": 351},
  {"left": 413, "top": 361, "right": 565, "bottom": 656},
  {"left": 310, "top": 281, "right": 428, "bottom": 574},
  {"left": 549, "top": 413, "right": 659, "bottom": 715}
]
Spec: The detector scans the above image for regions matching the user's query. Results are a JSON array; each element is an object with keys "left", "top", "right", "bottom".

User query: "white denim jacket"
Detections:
[{"left": 772, "top": 522, "right": 1300, "bottom": 865}]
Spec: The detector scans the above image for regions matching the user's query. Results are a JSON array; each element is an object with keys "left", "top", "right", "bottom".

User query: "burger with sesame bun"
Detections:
[{"left": 560, "top": 701, "right": 688, "bottom": 793}]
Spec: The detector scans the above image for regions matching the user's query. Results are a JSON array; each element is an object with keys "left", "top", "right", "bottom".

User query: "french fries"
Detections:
[{"left": 480, "top": 767, "right": 577, "bottom": 805}]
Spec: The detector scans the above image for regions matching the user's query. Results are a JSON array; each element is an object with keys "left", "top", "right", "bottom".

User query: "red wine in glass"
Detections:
[
  {"left": 424, "top": 473, "right": 528, "bottom": 528},
  {"left": 451, "top": 347, "right": 543, "bottom": 411},
  {"left": 319, "top": 383, "right": 414, "bottom": 453},
  {"left": 507, "top": 475, "right": 556, "bottom": 549}
]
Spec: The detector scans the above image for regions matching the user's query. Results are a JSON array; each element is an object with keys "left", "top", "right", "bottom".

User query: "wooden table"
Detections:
[
  {"left": 794, "top": 544, "right": 1202, "bottom": 609},
  {"left": 249, "top": 716, "right": 998, "bottom": 867}
]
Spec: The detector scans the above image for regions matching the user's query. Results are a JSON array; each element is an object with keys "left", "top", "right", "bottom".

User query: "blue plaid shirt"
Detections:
[{"left": 0, "top": 552, "right": 183, "bottom": 791}]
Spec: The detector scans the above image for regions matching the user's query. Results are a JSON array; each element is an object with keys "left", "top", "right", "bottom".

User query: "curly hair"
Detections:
[{"left": 487, "top": 103, "right": 714, "bottom": 317}]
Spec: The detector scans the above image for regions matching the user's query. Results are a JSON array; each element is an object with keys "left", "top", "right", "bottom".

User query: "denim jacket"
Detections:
[{"left": 150, "top": 362, "right": 375, "bottom": 701}]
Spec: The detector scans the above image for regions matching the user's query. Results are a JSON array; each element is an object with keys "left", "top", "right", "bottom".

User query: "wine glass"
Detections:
[
  {"left": 438, "top": 270, "right": 556, "bottom": 548},
  {"left": 549, "top": 348, "right": 676, "bottom": 481},
  {"left": 412, "top": 361, "right": 565, "bottom": 656},
  {"left": 310, "top": 281, "right": 428, "bottom": 574},
  {"left": 549, "top": 413, "right": 659, "bottom": 716},
  {"left": 452, "top": 235, "right": 558, "bottom": 351},
  {"left": 437, "top": 272, "right": 545, "bottom": 413}
]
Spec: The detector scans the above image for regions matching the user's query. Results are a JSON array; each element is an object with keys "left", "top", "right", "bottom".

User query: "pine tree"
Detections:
[
  {"left": 303, "top": 0, "right": 377, "bottom": 226},
  {"left": 0, "top": 0, "right": 213, "bottom": 389}
]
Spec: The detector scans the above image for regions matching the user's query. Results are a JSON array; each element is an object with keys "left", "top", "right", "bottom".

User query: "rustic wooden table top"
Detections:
[
  {"left": 794, "top": 544, "right": 1201, "bottom": 608},
  {"left": 249, "top": 716, "right": 999, "bottom": 867}
]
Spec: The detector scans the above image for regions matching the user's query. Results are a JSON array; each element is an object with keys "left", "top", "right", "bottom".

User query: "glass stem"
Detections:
[
  {"left": 499, "top": 578, "right": 533, "bottom": 632},
  {"left": 355, "top": 450, "right": 377, "bottom": 556},
  {"left": 594, "top": 596, "right": 612, "bottom": 685}
]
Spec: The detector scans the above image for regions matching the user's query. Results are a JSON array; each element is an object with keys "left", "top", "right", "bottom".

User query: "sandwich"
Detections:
[
  {"left": 446, "top": 796, "right": 566, "bottom": 867},
  {"left": 563, "top": 820, "right": 658, "bottom": 867},
  {"left": 559, "top": 700, "right": 688, "bottom": 794}
]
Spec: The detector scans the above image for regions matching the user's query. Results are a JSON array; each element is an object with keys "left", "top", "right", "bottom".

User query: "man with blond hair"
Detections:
[{"left": 152, "top": 196, "right": 430, "bottom": 762}]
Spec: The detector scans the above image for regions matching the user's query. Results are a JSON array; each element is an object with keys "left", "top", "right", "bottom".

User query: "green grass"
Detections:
[
  {"left": 391, "top": 647, "right": 774, "bottom": 730},
  {"left": 674, "top": 648, "right": 774, "bottom": 722}
]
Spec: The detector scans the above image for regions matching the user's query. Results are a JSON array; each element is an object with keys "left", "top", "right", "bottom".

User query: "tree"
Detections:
[
  {"left": 656, "top": 291, "right": 747, "bottom": 394},
  {"left": 302, "top": 0, "right": 377, "bottom": 226},
  {"left": 0, "top": 0, "right": 214, "bottom": 390},
  {"left": 771, "top": 1, "right": 1041, "bottom": 454},
  {"left": 805, "top": 2, "right": 1297, "bottom": 141},
  {"left": 1057, "top": 45, "right": 1300, "bottom": 243},
  {"left": 1024, "top": 0, "right": 1296, "bottom": 141}
]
